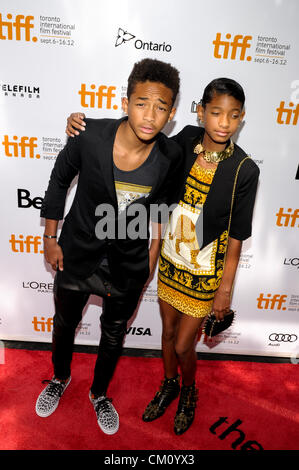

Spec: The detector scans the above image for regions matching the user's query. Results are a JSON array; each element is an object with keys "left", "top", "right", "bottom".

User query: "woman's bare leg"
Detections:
[
  {"left": 159, "top": 299, "right": 181, "bottom": 378},
  {"left": 175, "top": 314, "right": 205, "bottom": 385}
]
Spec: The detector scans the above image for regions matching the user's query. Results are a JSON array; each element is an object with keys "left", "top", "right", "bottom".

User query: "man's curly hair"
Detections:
[{"left": 127, "top": 58, "right": 180, "bottom": 105}]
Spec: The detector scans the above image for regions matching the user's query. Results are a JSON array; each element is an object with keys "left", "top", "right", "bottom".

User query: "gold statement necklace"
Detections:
[{"left": 194, "top": 140, "right": 234, "bottom": 164}]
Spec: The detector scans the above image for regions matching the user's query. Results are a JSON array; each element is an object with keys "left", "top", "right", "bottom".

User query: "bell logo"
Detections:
[
  {"left": 2, "top": 135, "right": 40, "bottom": 159},
  {"left": 276, "top": 208, "right": 299, "bottom": 227},
  {"left": 9, "top": 234, "right": 43, "bottom": 254},
  {"left": 0, "top": 13, "right": 37, "bottom": 42},
  {"left": 17, "top": 189, "right": 43, "bottom": 209},
  {"left": 78, "top": 84, "right": 118, "bottom": 109},
  {"left": 213, "top": 33, "right": 252, "bottom": 61},
  {"left": 32, "top": 316, "right": 53, "bottom": 333},
  {"left": 257, "top": 293, "right": 287, "bottom": 310},
  {"left": 276, "top": 101, "right": 299, "bottom": 125}
]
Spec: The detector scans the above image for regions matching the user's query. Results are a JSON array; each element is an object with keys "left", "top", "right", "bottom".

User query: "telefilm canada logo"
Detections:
[
  {"left": 0, "top": 83, "right": 40, "bottom": 99},
  {"left": 115, "top": 27, "right": 172, "bottom": 52}
]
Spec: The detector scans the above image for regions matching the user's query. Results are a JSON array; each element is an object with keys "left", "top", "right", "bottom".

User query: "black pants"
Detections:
[{"left": 52, "top": 262, "right": 142, "bottom": 396}]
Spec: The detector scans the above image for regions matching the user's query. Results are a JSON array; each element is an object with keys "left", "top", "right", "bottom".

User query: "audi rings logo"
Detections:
[{"left": 269, "top": 333, "right": 298, "bottom": 342}]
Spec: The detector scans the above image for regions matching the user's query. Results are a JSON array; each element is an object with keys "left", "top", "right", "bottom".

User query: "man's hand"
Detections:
[
  {"left": 66, "top": 112, "right": 86, "bottom": 137},
  {"left": 44, "top": 239, "right": 64, "bottom": 271}
]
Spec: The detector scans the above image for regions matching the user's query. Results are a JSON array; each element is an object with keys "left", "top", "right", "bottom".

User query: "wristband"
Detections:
[{"left": 43, "top": 235, "right": 57, "bottom": 239}]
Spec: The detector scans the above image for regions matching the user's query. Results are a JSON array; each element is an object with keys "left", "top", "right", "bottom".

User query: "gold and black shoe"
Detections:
[
  {"left": 142, "top": 375, "right": 180, "bottom": 422},
  {"left": 174, "top": 382, "right": 198, "bottom": 435}
]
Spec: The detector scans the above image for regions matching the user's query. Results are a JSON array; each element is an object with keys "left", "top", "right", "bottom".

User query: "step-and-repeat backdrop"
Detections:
[{"left": 0, "top": 0, "right": 298, "bottom": 359}]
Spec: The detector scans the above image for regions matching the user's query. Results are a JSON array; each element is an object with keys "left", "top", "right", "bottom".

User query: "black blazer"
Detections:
[
  {"left": 171, "top": 126, "right": 260, "bottom": 248},
  {"left": 41, "top": 117, "right": 183, "bottom": 290}
]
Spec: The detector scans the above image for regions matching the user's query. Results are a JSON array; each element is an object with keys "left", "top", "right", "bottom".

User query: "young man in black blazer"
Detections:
[{"left": 35, "top": 58, "right": 183, "bottom": 435}]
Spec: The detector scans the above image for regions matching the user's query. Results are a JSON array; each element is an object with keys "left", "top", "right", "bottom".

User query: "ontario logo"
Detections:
[
  {"left": 115, "top": 27, "right": 172, "bottom": 52},
  {"left": 115, "top": 28, "right": 135, "bottom": 47}
]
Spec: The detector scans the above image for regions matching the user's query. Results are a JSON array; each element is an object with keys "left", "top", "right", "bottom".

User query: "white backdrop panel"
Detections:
[{"left": 0, "top": 0, "right": 298, "bottom": 358}]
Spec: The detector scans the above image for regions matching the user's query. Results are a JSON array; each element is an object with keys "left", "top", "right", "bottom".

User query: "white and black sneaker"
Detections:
[
  {"left": 89, "top": 391, "right": 119, "bottom": 435},
  {"left": 35, "top": 376, "right": 71, "bottom": 418}
]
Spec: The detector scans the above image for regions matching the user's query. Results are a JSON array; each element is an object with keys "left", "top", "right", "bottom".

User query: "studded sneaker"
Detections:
[
  {"left": 89, "top": 391, "right": 119, "bottom": 435},
  {"left": 142, "top": 375, "right": 180, "bottom": 422},
  {"left": 35, "top": 376, "right": 71, "bottom": 418}
]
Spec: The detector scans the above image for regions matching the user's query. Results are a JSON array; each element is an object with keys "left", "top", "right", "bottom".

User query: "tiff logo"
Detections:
[
  {"left": 32, "top": 316, "right": 53, "bottom": 333},
  {"left": 213, "top": 33, "right": 252, "bottom": 61},
  {"left": 78, "top": 84, "right": 118, "bottom": 109},
  {"left": 276, "top": 208, "right": 299, "bottom": 227},
  {"left": 257, "top": 293, "right": 287, "bottom": 310},
  {"left": 9, "top": 235, "right": 44, "bottom": 254},
  {"left": 276, "top": 101, "right": 299, "bottom": 125},
  {"left": 2, "top": 136, "right": 40, "bottom": 159},
  {"left": 0, "top": 13, "right": 37, "bottom": 42}
]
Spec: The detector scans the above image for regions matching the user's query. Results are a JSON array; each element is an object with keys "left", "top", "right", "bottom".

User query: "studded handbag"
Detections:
[{"left": 203, "top": 309, "right": 235, "bottom": 338}]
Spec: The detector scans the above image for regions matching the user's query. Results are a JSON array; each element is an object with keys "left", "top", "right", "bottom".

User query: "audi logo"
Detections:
[{"left": 269, "top": 333, "right": 298, "bottom": 342}]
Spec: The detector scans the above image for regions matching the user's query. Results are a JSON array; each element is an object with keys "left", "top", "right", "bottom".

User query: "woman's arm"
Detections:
[
  {"left": 212, "top": 236, "right": 242, "bottom": 320},
  {"left": 66, "top": 113, "right": 86, "bottom": 137}
]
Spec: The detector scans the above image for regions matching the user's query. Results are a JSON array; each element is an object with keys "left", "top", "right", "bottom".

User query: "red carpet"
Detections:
[{"left": 0, "top": 348, "right": 298, "bottom": 450}]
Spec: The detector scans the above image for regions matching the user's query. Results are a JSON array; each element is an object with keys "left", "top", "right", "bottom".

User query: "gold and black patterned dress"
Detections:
[{"left": 158, "top": 160, "right": 228, "bottom": 318}]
